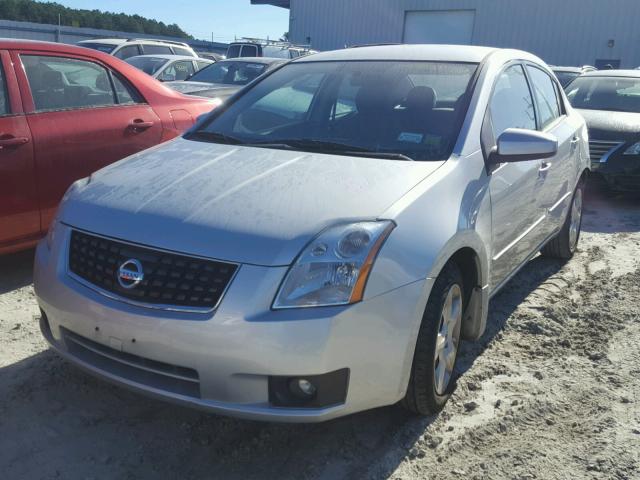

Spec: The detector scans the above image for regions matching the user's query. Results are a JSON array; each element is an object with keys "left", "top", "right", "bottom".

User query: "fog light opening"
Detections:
[
  {"left": 269, "top": 369, "right": 349, "bottom": 409},
  {"left": 289, "top": 378, "right": 317, "bottom": 400}
]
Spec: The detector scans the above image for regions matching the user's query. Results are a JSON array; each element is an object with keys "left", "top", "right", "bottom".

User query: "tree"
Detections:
[{"left": 0, "top": 0, "right": 192, "bottom": 38}]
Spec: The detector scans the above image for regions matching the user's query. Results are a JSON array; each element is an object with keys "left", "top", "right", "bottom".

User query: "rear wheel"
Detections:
[
  {"left": 401, "top": 263, "right": 464, "bottom": 415},
  {"left": 541, "top": 182, "right": 584, "bottom": 259}
]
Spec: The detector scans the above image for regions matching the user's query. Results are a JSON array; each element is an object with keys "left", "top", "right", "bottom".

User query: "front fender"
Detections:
[{"left": 365, "top": 153, "right": 492, "bottom": 339}]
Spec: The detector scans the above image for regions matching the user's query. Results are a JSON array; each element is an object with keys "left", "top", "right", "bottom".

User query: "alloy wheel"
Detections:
[{"left": 433, "top": 283, "right": 463, "bottom": 395}]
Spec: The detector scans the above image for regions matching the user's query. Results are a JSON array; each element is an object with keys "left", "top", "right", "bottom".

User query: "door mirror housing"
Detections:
[{"left": 490, "top": 128, "right": 558, "bottom": 164}]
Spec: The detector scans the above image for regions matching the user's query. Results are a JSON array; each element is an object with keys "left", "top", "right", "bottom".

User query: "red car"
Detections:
[{"left": 0, "top": 39, "right": 218, "bottom": 255}]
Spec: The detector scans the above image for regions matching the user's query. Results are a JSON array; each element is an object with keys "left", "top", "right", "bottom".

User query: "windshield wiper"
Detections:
[
  {"left": 342, "top": 151, "right": 414, "bottom": 161},
  {"left": 248, "top": 138, "right": 368, "bottom": 152},
  {"left": 245, "top": 139, "right": 414, "bottom": 160},
  {"left": 188, "top": 130, "right": 244, "bottom": 145}
]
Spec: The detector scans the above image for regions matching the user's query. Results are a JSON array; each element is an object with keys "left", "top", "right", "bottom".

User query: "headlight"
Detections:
[
  {"left": 623, "top": 142, "right": 640, "bottom": 155},
  {"left": 273, "top": 221, "right": 395, "bottom": 309}
]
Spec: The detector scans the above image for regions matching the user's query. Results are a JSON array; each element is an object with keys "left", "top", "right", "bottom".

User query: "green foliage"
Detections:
[{"left": 0, "top": 0, "right": 192, "bottom": 38}]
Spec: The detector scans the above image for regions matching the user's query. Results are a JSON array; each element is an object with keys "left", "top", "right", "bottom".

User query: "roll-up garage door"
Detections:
[{"left": 403, "top": 10, "right": 475, "bottom": 45}]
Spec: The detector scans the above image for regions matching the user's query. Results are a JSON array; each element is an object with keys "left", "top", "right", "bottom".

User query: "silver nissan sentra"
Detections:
[{"left": 34, "top": 45, "right": 588, "bottom": 422}]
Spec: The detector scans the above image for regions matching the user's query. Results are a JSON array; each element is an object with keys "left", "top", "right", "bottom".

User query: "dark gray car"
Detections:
[
  {"left": 566, "top": 70, "right": 640, "bottom": 191},
  {"left": 164, "top": 57, "right": 286, "bottom": 100}
]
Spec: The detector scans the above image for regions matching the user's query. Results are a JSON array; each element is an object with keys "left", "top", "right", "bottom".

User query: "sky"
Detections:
[{"left": 55, "top": 0, "right": 290, "bottom": 43}]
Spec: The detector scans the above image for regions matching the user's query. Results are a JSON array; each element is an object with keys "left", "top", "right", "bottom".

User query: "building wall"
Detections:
[
  {"left": 0, "top": 19, "right": 228, "bottom": 54},
  {"left": 288, "top": 0, "right": 640, "bottom": 67}
]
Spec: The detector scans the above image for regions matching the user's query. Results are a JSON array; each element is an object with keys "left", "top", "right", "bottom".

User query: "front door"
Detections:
[
  {"left": 13, "top": 51, "right": 162, "bottom": 230},
  {"left": 0, "top": 50, "right": 39, "bottom": 248}
]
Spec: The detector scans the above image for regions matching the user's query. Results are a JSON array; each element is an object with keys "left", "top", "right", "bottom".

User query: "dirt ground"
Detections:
[{"left": 1, "top": 188, "right": 638, "bottom": 480}]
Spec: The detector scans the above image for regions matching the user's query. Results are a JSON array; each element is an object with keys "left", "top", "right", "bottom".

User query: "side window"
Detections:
[
  {"left": 227, "top": 45, "right": 241, "bottom": 58},
  {"left": 172, "top": 47, "right": 195, "bottom": 57},
  {"left": 196, "top": 61, "right": 211, "bottom": 70},
  {"left": 21, "top": 55, "right": 117, "bottom": 111},
  {"left": 114, "top": 45, "right": 141, "bottom": 60},
  {"left": 526, "top": 66, "right": 561, "bottom": 129},
  {"left": 111, "top": 73, "right": 141, "bottom": 105},
  {"left": 240, "top": 45, "right": 259, "bottom": 57},
  {"left": 0, "top": 63, "right": 9, "bottom": 115},
  {"left": 489, "top": 64, "right": 536, "bottom": 138},
  {"left": 142, "top": 44, "right": 173, "bottom": 55}
]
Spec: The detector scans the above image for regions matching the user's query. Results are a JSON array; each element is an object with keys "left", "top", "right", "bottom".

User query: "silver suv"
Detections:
[
  {"left": 35, "top": 45, "right": 588, "bottom": 422},
  {"left": 77, "top": 38, "right": 197, "bottom": 60}
]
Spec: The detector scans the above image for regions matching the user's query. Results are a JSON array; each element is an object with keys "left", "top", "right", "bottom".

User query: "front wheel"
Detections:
[
  {"left": 401, "top": 263, "right": 464, "bottom": 415},
  {"left": 541, "top": 181, "right": 584, "bottom": 259}
]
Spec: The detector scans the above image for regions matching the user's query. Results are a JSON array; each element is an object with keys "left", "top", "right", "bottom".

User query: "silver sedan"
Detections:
[{"left": 35, "top": 45, "right": 589, "bottom": 422}]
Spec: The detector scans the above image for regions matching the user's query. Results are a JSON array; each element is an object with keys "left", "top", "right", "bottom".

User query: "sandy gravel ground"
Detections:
[{"left": 0, "top": 189, "right": 638, "bottom": 480}]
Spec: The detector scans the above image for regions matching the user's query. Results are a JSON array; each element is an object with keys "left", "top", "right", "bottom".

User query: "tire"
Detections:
[
  {"left": 540, "top": 181, "right": 584, "bottom": 260},
  {"left": 401, "top": 263, "right": 464, "bottom": 415}
]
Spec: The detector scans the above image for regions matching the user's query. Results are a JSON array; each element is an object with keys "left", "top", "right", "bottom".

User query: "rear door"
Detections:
[
  {"left": 525, "top": 64, "right": 577, "bottom": 240},
  {"left": 14, "top": 51, "right": 162, "bottom": 230},
  {"left": 0, "top": 50, "right": 38, "bottom": 247},
  {"left": 486, "top": 63, "right": 543, "bottom": 289}
]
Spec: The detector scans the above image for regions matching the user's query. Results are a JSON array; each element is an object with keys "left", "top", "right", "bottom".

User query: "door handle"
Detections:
[
  {"left": 127, "top": 119, "right": 154, "bottom": 131},
  {"left": 570, "top": 136, "right": 579, "bottom": 152},
  {"left": 0, "top": 136, "right": 29, "bottom": 149},
  {"left": 539, "top": 161, "right": 552, "bottom": 173}
]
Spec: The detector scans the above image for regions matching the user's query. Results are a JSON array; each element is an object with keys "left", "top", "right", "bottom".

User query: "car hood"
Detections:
[
  {"left": 61, "top": 138, "right": 444, "bottom": 266},
  {"left": 188, "top": 86, "right": 241, "bottom": 100},
  {"left": 577, "top": 108, "right": 640, "bottom": 140},
  {"left": 165, "top": 81, "right": 231, "bottom": 94}
]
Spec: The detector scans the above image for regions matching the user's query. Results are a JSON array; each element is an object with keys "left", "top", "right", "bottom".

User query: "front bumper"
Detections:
[
  {"left": 592, "top": 152, "right": 640, "bottom": 191},
  {"left": 34, "top": 224, "right": 430, "bottom": 422}
]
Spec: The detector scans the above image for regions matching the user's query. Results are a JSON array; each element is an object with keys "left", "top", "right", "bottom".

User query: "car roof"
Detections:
[
  {"left": 218, "top": 57, "right": 285, "bottom": 65},
  {"left": 0, "top": 38, "right": 121, "bottom": 55},
  {"left": 294, "top": 44, "right": 499, "bottom": 63},
  {"left": 581, "top": 69, "right": 640, "bottom": 78},
  {"left": 551, "top": 66, "right": 582, "bottom": 73},
  {"left": 77, "top": 38, "right": 192, "bottom": 48},
  {"left": 77, "top": 38, "right": 127, "bottom": 45},
  {"left": 126, "top": 54, "right": 211, "bottom": 61}
]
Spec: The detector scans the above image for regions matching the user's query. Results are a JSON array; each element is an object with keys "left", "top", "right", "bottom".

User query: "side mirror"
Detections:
[
  {"left": 160, "top": 73, "right": 176, "bottom": 82},
  {"left": 490, "top": 128, "right": 558, "bottom": 164}
]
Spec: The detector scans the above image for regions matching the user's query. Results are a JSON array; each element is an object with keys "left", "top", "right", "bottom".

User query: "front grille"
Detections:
[
  {"left": 68, "top": 229, "right": 238, "bottom": 311},
  {"left": 589, "top": 139, "right": 624, "bottom": 163},
  {"left": 62, "top": 327, "right": 201, "bottom": 398}
]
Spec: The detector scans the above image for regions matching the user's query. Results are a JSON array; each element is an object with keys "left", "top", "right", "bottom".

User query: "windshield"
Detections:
[
  {"left": 78, "top": 42, "right": 116, "bottom": 54},
  {"left": 554, "top": 71, "right": 579, "bottom": 88},
  {"left": 189, "top": 61, "right": 477, "bottom": 161},
  {"left": 567, "top": 76, "right": 640, "bottom": 113},
  {"left": 125, "top": 56, "right": 169, "bottom": 75},
  {"left": 188, "top": 61, "right": 268, "bottom": 85}
]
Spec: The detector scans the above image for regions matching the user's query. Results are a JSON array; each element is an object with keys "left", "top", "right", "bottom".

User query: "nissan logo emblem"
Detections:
[{"left": 117, "top": 259, "right": 144, "bottom": 289}]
